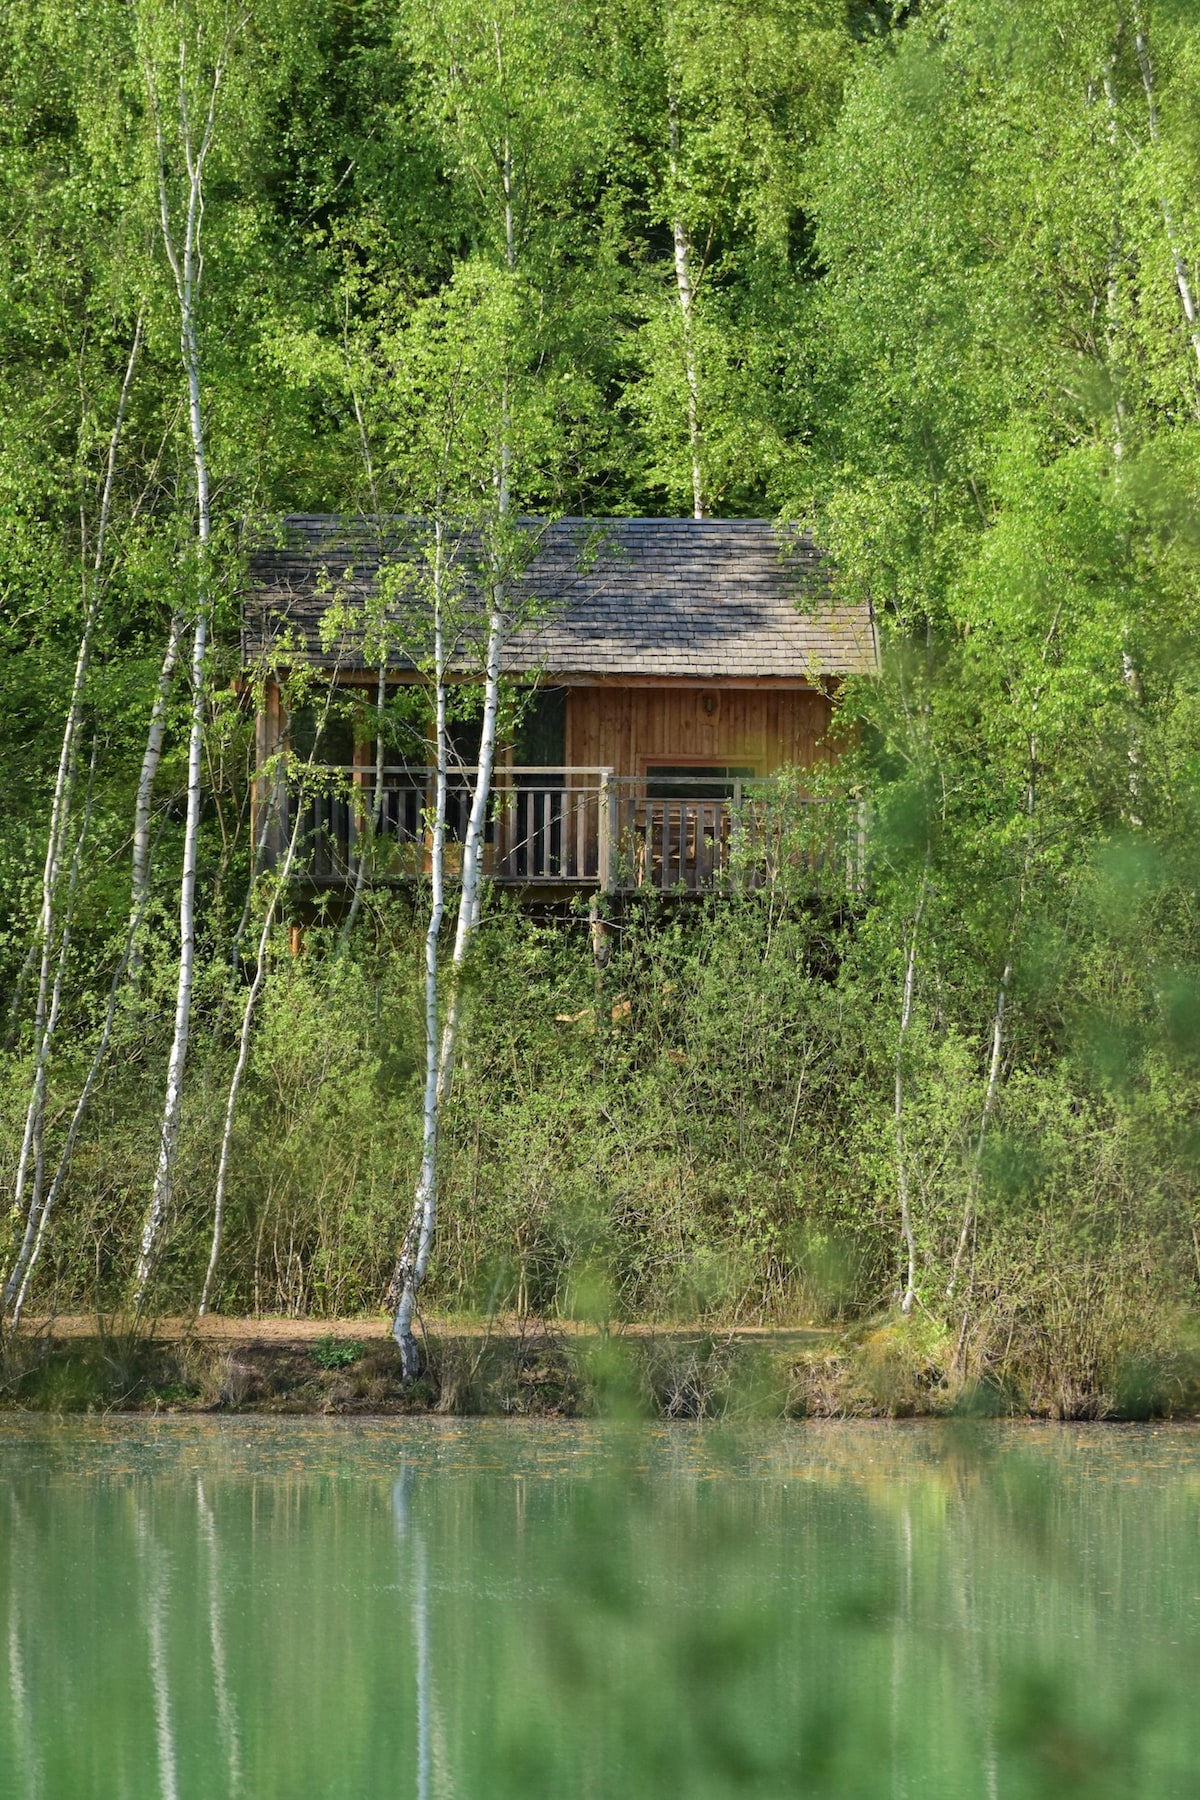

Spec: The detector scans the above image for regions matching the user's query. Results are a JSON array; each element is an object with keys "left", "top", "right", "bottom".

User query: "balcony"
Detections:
[{"left": 278, "top": 767, "right": 858, "bottom": 897}]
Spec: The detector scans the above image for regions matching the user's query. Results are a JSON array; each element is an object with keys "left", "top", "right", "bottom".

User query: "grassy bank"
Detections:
[
  {"left": 6, "top": 890, "right": 1199, "bottom": 1416},
  {"left": 5, "top": 1312, "right": 1200, "bottom": 1421}
]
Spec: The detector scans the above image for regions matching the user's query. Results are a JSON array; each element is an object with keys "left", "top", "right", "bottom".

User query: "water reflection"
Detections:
[
  {"left": 0, "top": 1421, "right": 1197, "bottom": 1798},
  {"left": 394, "top": 1470, "right": 435, "bottom": 1800},
  {"left": 197, "top": 1477, "right": 242, "bottom": 1796},
  {"left": 135, "top": 1499, "right": 179, "bottom": 1800},
  {"left": 6, "top": 1496, "right": 39, "bottom": 1800}
]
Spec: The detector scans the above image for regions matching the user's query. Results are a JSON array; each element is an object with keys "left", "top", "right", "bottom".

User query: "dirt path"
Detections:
[
  {"left": 17, "top": 1313, "right": 836, "bottom": 1350},
  {"left": 4, "top": 1313, "right": 845, "bottom": 1418}
]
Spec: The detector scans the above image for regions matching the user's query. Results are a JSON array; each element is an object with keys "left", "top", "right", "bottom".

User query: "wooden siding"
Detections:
[{"left": 565, "top": 684, "right": 834, "bottom": 778}]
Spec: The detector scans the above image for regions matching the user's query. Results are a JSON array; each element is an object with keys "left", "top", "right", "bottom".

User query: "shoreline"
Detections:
[{"left": 4, "top": 1316, "right": 1198, "bottom": 1422}]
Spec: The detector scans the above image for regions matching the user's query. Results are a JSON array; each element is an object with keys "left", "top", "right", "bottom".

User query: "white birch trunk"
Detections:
[
  {"left": 4, "top": 660, "right": 195, "bottom": 1322},
  {"left": 391, "top": 505, "right": 508, "bottom": 1372},
  {"left": 6, "top": 867, "right": 155, "bottom": 1327},
  {"left": 199, "top": 757, "right": 311, "bottom": 1315},
  {"left": 946, "top": 956, "right": 1010, "bottom": 1303},
  {"left": 390, "top": 35, "right": 520, "bottom": 1372},
  {"left": 390, "top": 76, "right": 520, "bottom": 1372},
  {"left": 668, "top": 95, "right": 704, "bottom": 519},
  {"left": 947, "top": 739, "right": 1039, "bottom": 1301},
  {"left": 131, "top": 613, "right": 186, "bottom": 928},
  {"left": 135, "top": 34, "right": 229, "bottom": 1305},
  {"left": 340, "top": 384, "right": 389, "bottom": 946},
  {"left": 1102, "top": 63, "right": 1143, "bottom": 817},
  {"left": 392, "top": 524, "right": 452, "bottom": 1378},
  {"left": 894, "top": 867, "right": 926, "bottom": 1316},
  {"left": 4, "top": 322, "right": 142, "bottom": 1323},
  {"left": 1133, "top": 10, "right": 1200, "bottom": 388},
  {"left": 2, "top": 745, "right": 98, "bottom": 1318}
]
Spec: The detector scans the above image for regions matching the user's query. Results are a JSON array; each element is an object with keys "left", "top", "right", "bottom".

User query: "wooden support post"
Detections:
[
  {"left": 253, "top": 677, "right": 287, "bottom": 867},
  {"left": 598, "top": 769, "right": 617, "bottom": 894}
]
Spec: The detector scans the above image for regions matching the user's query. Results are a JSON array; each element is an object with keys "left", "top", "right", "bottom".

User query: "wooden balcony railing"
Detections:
[{"left": 278, "top": 767, "right": 858, "bottom": 895}]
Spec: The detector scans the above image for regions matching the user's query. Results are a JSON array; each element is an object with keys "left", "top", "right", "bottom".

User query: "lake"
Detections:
[{"left": 1, "top": 1419, "right": 1198, "bottom": 1797}]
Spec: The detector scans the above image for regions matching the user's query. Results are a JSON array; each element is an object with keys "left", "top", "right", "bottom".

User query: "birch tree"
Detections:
[
  {"left": 134, "top": 0, "right": 245, "bottom": 1305},
  {"left": 382, "top": 285, "right": 537, "bottom": 1378},
  {"left": 1131, "top": 5, "right": 1200, "bottom": 391},
  {"left": 606, "top": 0, "right": 852, "bottom": 514},
  {"left": 2, "top": 322, "right": 142, "bottom": 1324},
  {"left": 380, "top": 0, "right": 606, "bottom": 1374},
  {"left": 198, "top": 670, "right": 345, "bottom": 1314}
]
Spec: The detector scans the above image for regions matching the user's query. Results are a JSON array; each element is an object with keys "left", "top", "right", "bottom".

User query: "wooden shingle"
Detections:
[{"left": 242, "top": 515, "right": 877, "bottom": 681}]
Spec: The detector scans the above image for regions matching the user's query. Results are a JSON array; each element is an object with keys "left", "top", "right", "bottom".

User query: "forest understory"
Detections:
[{"left": 5, "top": 895, "right": 1200, "bottom": 1421}]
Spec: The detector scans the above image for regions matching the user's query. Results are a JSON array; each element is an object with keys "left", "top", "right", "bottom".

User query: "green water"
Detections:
[{"left": 1, "top": 1420, "right": 1199, "bottom": 1798}]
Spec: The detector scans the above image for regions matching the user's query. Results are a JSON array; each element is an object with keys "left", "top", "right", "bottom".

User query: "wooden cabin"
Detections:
[{"left": 243, "top": 516, "right": 877, "bottom": 896}]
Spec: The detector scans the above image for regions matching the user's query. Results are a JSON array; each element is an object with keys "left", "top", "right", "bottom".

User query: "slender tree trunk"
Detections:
[
  {"left": 894, "top": 863, "right": 927, "bottom": 1316},
  {"left": 4, "top": 620, "right": 192, "bottom": 1324},
  {"left": 4, "top": 320, "right": 141, "bottom": 1315},
  {"left": 3, "top": 743, "right": 98, "bottom": 1319},
  {"left": 136, "top": 602, "right": 207, "bottom": 1303},
  {"left": 339, "top": 658, "right": 387, "bottom": 946},
  {"left": 667, "top": 94, "right": 704, "bottom": 519},
  {"left": 1102, "top": 58, "right": 1143, "bottom": 819},
  {"left": 947, "top": 737, "right": 1038, "bottom": 1300},
  {"left": 1132, "top": 9, "right": 1200, "bottom": 391},
  {"left": 199, "top": 763, "right": 311, "bottom": 1315},
  {"left": 391, "top": 523, "right": 452, "bottom": 1377},
  {"left": 6, "top": 843, "right": 160, "bottom": 1328},
  {"left": 389, "top": 83, "right": 522, "bottom": 1371},
  {"left": 135, "top": 36, "right": 229, "bottom": 1305},
  {"left": 340, "top": 382, "right": 389, "bottom": 947},
  {"left": 131, "top": 612, "right": 186, "bottom": 931},
  {"left": 391, "top": 503, "right": 508, "bottom": 1372},
  {"left": 224, "top": 750, "right": 282, "bottom": 980},
  {"left": 946, "top": 956, "right": 1010, "bottom": 1303}
]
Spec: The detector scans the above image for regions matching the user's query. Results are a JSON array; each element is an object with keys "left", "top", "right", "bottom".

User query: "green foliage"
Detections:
[
  {"left": 310, "top": 1335, "right": 367, "bottom": 1369},
  {"left": 3, "top": 0, "right": 1200, "bottom": 1414}
]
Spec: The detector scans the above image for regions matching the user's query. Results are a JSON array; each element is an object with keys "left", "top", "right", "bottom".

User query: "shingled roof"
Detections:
[{"left": 242, "top": 515, "right": 877, "bottom": 682}]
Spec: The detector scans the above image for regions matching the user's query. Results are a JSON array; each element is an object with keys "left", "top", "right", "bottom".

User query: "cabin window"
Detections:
[
  {"left": 288, "top": 705, "right": 355, "bottom": 766},
  {"left": 514, "top": 687, "right": 567, "bottom": 774},
  {"left": 446, "top": 713, "right": 483, "bottom": 773},
  {"left": 290, "top": 686, "right": 431, "bottom": 767},
  {"left": 644, "top": 765, "right": 754, "bottom": 800}
]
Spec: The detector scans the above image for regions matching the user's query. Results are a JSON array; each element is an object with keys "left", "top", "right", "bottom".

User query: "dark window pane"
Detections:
[
  {"left": 447, "top": 714, "right": 483, "bottom": 771},
  {"left": 289, "top": 705, "right": 355, "bottom": 765},
  {"left": 515, "top": 687, "right": 567, "bottom": 774}
]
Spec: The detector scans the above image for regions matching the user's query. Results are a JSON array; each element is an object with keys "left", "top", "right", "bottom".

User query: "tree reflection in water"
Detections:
[{"left": 0, "top": 1421, "right": 1198, "bottom": 1799}]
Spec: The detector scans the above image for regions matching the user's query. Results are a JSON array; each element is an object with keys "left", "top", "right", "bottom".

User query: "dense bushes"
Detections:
[{"left": 4, "top": 874, "right": 1197, "bottom": 1416}]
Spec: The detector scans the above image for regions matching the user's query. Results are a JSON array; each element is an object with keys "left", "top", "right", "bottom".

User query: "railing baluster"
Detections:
[{"left": 283, "top": 768, "right": 848, "bottom": 898}]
